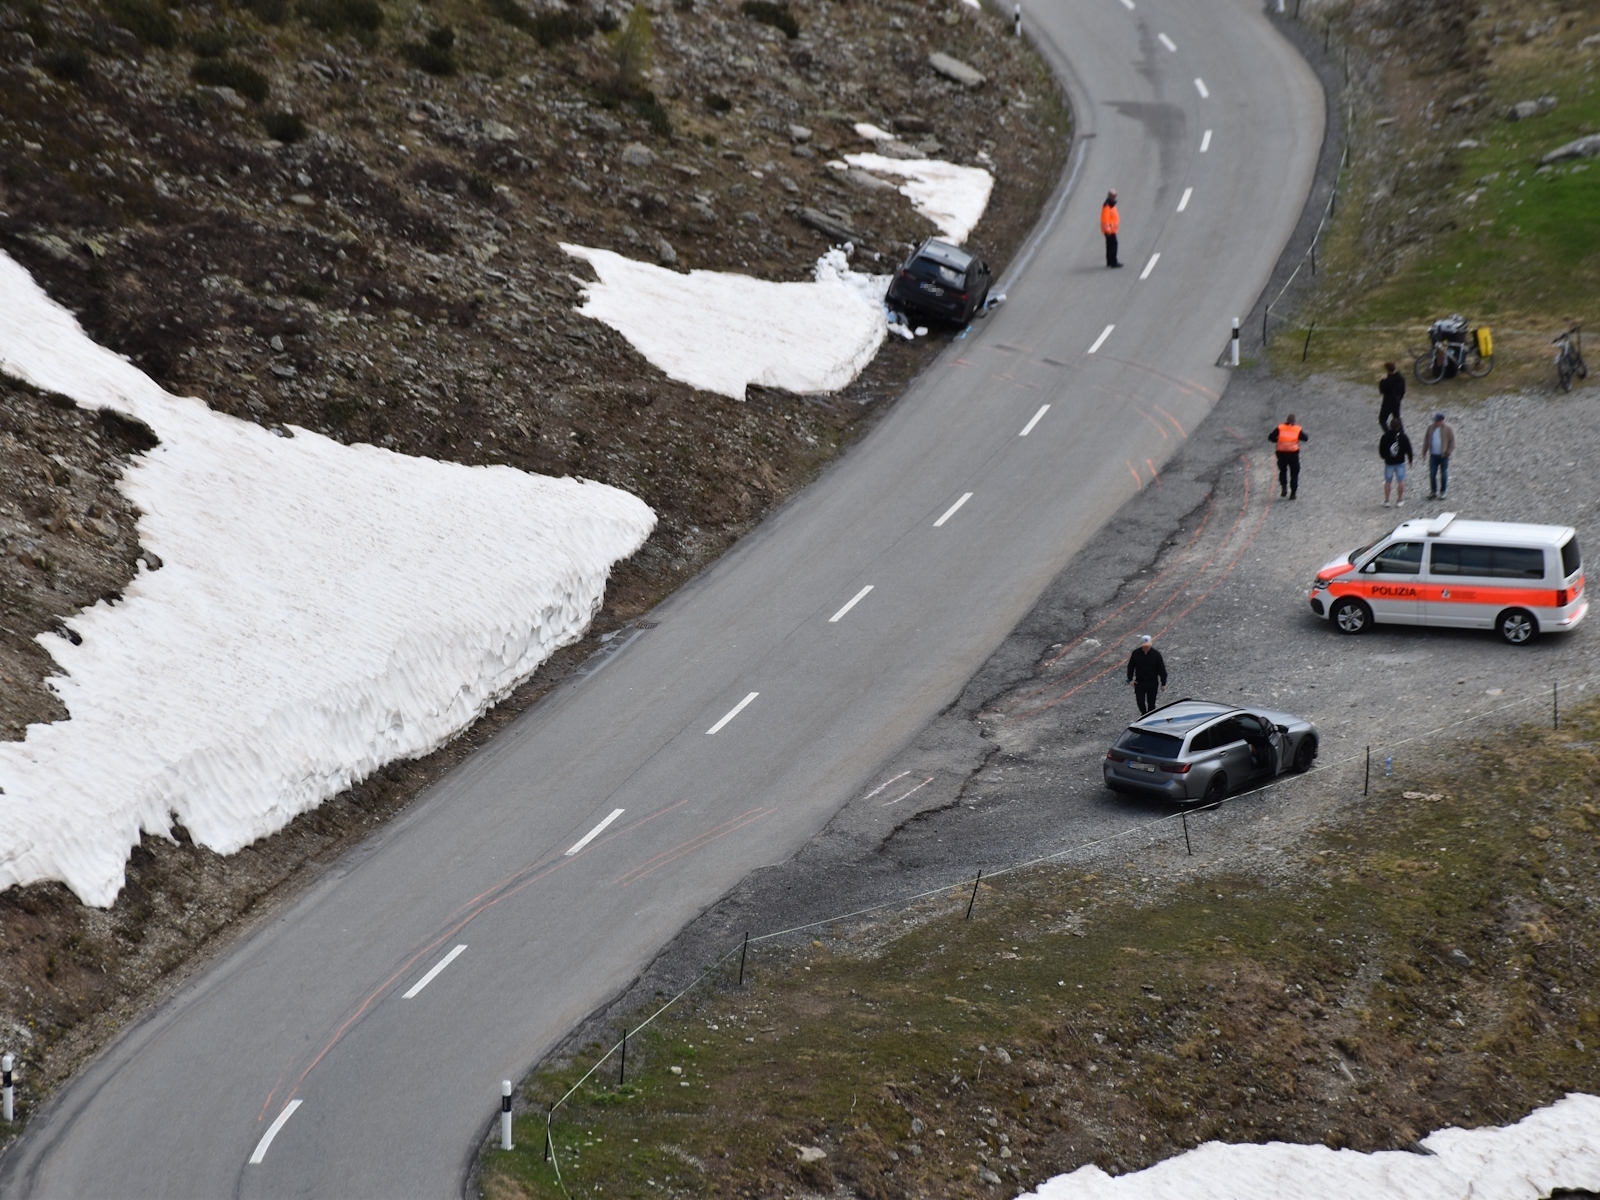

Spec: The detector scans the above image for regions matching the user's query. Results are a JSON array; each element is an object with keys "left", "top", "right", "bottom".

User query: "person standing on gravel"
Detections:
[
  {"left": 1127, "top": 635, "right": 1167, "bottom": 715},
  {"left": 1426, "top": 412, "right": 1456, "bottom": 500},
  {"left": 1378, "top": 362, "right": 1406, "bottom": 429},
  {"left": 1380, "top": 415, "right": 1414, "bottom": 508},
  {"left": 1101, "top": 190, "right": 1122, "bottom": 268},
  {"left": 1268, "top": 413, "right": 1305, "bottom": 499}
]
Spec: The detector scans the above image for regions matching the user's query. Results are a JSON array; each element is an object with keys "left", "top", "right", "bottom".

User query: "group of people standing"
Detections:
[
  {"left": 1375, "top": 362, "right": 1455, "bottom": 507},
  {"left": 1258, "top": 365, "right": 1457, "bottom": 508}
]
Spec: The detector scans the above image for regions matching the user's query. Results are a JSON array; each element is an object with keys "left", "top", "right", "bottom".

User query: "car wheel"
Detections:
[
  {"left": 1291, "top": 736, "right": 1318, "bottom": 773},
  {"left": 1496, "top": 608, "right": 1538, "bottom": 645},
  {"left": 1202, "top": 771, "right": 1228, "bottom": 804},
  {"left": 1330, "top": 598, "right": 1371, "bottom": 634}
]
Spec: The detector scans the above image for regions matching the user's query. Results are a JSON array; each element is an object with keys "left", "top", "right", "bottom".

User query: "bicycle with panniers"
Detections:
[{"left": 1414, "top": 314, "right": 1493, "bottom": 384}]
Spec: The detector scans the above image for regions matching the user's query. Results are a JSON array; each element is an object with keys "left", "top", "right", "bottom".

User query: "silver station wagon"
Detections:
[{"left": 1103, "top": 699, "right": 1320, "bottom": 804}]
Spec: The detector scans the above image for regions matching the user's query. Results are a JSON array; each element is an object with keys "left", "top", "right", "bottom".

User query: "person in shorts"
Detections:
[{"left": 1380, "top": 415, "right": 1413, "bottom": 508}]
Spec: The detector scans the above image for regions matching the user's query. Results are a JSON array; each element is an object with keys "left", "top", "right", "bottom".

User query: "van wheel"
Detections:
[
  {"left": 1291, "top": 736, "right": 1319, "bottom": 773},
  {"left": 1497, "top": 608, "right": 1538, "bottom": 645},
  {"left": 1330, "top": 598, "right": 1372, "bottom": 634},
  {"left": 1202, "top": 772, "right": 1228, "bottom": 805}
]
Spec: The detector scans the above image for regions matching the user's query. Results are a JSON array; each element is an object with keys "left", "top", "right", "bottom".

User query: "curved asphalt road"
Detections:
[{"left": 0, "top": 2, "right": 1321, "bottom": 1195}]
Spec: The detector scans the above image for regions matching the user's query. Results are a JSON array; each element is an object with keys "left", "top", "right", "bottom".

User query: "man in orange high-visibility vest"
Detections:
[
  {"left": 1268, "top": 413, "right": 1306, "bottom": 499},
  {"left": 1101, "top": 190, "right": 1122, "bottom": 267}
]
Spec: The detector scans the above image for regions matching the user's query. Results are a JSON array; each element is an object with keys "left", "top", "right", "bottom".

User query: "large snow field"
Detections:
[
  {"left": 841, "top": 153, "right": 995, "bottom": 246},
  {"left": 0, "top": 252, "right": 655, "bottom": 907},
  {"left": 1023, "top": 1092, "right": 1600, "bottom": 1199},
  {"left": 562, "top": 245, "right": 891, "bottom": 401}
]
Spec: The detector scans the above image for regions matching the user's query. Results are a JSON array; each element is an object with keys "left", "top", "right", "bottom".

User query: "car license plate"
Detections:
[
  {"left": 919, "top": 282, "right": 945, "bottom": 296},
  {"left": 1127, "top": 761, "right": 1156, "bottom": 773}
]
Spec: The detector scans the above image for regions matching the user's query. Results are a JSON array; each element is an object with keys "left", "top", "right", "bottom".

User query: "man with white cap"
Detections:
[{"left": 1126, "top": 634, "right": 1167, "bottom": 715}]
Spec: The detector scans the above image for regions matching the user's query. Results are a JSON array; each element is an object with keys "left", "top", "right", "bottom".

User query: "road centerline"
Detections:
[
  {"left": 706, "top": 692, "right": 759, "bottom": 735},
  {"left": 1088, "top": 324, "right": 1115, "bottom": 354},
  {"left": 829, "top": 586, "right": 875, "bottom": 623},
  {"left": 1178, "top": 187, "right": 1193, "bottom": 211},
  {"left": 1200, "top": 129, "right": 1212, "bottom": 152},
  {"left": 566, "top": 809, "right": 625, "bottom": 855},
  {"left": 1140, "top": 253, "right": 1161, "bottom": 280},
  {"left": 1194, "top": 78, "right": 1210, "bottom": 98},
  {"left": 403, "top": 945, "right": 467, "bottom": 998},
  {"left": 1019, "top": 404, "right": 1051, "bottom": 436},
  {"left": 933, "top": 493, "right": 973, "bottom": 527},
  {"left": 1158, "top": 32, "right": 1176, "bottom": 51},
  {"left": 249, "top": 1100, "right": 303, "bottom": 1165}
]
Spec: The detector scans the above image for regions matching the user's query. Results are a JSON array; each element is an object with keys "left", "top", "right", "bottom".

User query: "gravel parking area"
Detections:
[{"left": 593, "top": 366, "right": 1600, "bottom": 1017}]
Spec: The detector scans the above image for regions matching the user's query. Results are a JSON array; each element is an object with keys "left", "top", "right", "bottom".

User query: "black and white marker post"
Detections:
[
  {"left": 1231, "top": 317, "right": 1241, "bottom": 366},
  {"left": 3, "top": 1053, "right": 13, "bottom": 1123},
  {"left": 500, "top": 1080, "right": 513, "bottom": 1151},
  {"left": 1013, "top": 4, "right": 1021, "bottom": 36}
]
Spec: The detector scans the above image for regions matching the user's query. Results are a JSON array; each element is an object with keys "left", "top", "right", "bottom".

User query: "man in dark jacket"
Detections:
[
  {"left": 1127, "top": 635, "right": 1167, "bottom": 714},
  {"left": 1378, "top": 362, "right": 1406, "bottom": 429},
  {"left": 1380, "top": 415, "right": 1413, "bottom": 508},
  {"left": 1268, "top": 414, "right": 1305, "bottom": 499}
]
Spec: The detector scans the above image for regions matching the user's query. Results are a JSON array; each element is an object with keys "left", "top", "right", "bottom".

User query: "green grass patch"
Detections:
[
  {"left": 1271, "top": 8, "right": 1600, "bottom": 389},
  {"left": 740, "top": 0, "right": 798, "bottom": 39},
  {"left": 484, "top": 705, "right": 1600, "bottom": 1198},
  {"left": 103, "top": 0, "right": 178, "bottom": 48},
  {"left": 298, "top": 0, "right": 382, "bottom": 33},
  {"left": 191, "top": 57, "right": 270, "bottom": 102}
]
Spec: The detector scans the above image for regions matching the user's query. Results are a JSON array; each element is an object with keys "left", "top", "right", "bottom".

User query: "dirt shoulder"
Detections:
[{"left": 0, "top": 0, "right": 1070, "bottom": 1142}]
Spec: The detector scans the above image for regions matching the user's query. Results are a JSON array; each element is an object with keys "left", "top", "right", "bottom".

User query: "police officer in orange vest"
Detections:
[
  {"left": 1101, "top": 190, "right": 1122, "bottom": 268},
  {"left": 1268, "top": 413, "right": 1306, "bottom": 499}
]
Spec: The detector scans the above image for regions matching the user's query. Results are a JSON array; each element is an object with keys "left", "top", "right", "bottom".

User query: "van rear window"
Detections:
[
  {"left": 1115, "top": 730, "right": 1183, "bottom": 758},
  {"left": 1562, "top": 535, "right": 1582, "bottom": 579},
  {"left": 1429, "top": 543, "right": 1545, "bottom": 579}
]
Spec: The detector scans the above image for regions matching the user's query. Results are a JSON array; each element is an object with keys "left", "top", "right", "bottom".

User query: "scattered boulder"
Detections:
[
  {"left": 893, "top": 114, "right": 933, "bottom": 134},
  {"left": 844, "top": 167, "right": 895, "bottom": 191},
  {"left": 873, "top": 140, "right": 928, "bottom": 160},
  {"left": 796, "top": 1146, "right": 826, "bottom": 1164},
  {"left": 621, "top": 142, "right": 656, "bottom": 167},
  {"left": 656, "top": 237, "right": 677, "bottom": 265},
  {"left": 196, "top": 85, "right": 247, "bottom": 111},
  {"left": 1539, "top": 133, "right": 1600, "bottom": 165},
  {"left": 479, "top": 119, "right": 518, "bottom": 142},
  {"left": 929, "top": 51, "right": 985, "bottom": 87},
  {"left": 788, "top": 123, "right": 812, "bottom": 142},
  {"left": 1506, "top": 96, "right": 1556, "bottom": 121},
  {"left": 1447, "top": 948, "right": 1474, "bottom": 968},
  {"left": 796, "top": 206, "right": 861, "bottom": 241}
]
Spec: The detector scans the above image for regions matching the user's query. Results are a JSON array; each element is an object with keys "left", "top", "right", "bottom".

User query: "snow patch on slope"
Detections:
[
  {"left": 1023, "top": 1093, "right": 1600, "bottom": 1200},
  {"left": 0, "top": 251, "right": 655, "bottom": 907},
  {"left": 842, "top": 154, "right": 995, "bottom": 245},
  {"left": 562, "top": 244, "right": 888, "bottom": 401}
]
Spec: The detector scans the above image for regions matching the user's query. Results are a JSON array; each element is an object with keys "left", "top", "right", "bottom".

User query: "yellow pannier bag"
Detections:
[{"left": 1476, "top": 326, "right": 1493, "bottom": 358}]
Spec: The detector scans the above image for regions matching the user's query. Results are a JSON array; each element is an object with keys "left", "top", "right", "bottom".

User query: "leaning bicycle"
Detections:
[
  {"left": 1554, "top": 325, "right": 1588, "bottom": 393},
  {"left": 1414, "top": 314, "right": 1493, "bottom": 383}
]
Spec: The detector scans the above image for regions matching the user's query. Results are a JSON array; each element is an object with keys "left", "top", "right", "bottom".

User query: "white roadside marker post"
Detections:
[
  {"left": 1231, "top": 317, "right": 1240, "bottom": 366},
  {"left": 1014, "top": 4, "right": 1021, "bottom": 36},
  {"left": 500, "top": 1080, "right": 514, "bottom": 1150},
  {"left": 2, "top": 1054, "right": 13, "bottom": 1123}
]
